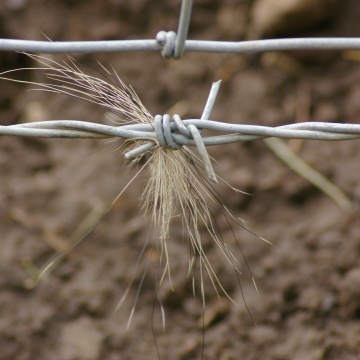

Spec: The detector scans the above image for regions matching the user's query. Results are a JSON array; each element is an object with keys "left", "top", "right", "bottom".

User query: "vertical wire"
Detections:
[{"left": 174, "top": 0, "right": 193, "bottom": 59}]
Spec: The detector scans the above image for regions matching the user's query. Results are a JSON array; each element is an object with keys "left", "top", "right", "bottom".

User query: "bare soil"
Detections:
[{"left": 0, "top": 1, "right": 360, "bottom": 359}]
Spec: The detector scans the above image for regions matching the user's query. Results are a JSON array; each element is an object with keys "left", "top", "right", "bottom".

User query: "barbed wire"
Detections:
[
  {"left": 0, "top": 0, "right": 360, "bottom": 182},
  {"left": 2, "top": 36, "right": 360, "bottom": 57},
  {"left": 1, "top": 0, "right": 360, "bottom": 57},
  {"left": 2, "top": 116, "right": 360, "bottom": 182},
  {"left": 2, "top": 118, "right": 360, "bottom": 143},
  {"left": 1, "top": 78, "right": 358, "bottom": 183},
  {"left": 1, "top": 117, "right": 358, "bottom": 183}
]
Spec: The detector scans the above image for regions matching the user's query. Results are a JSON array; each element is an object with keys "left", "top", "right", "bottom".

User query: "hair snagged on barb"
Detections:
[{"left": 0, "top": 54, "right": 265, "bottom": 327}]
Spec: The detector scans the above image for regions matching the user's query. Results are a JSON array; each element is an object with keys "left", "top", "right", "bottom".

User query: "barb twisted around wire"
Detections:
[
  {"left": 156, "top": 31, "right": 177, "bottom": 59},
  {"left": 124, "top": 80, "right": 221, "bottom": 181},
  {"left": 155, "top": 0, "right": 193, "bottom": 59},
  {"left": 127, "top": 113, "right": 216, "bottom": 182}
]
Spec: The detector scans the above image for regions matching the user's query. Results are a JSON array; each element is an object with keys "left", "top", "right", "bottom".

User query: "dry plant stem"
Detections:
[
  {"left": 1, "top": 55, "right": 259, "bottom": 321},
  {"left": 264, "top": 137, "right": 352, "bottom": 211},
  {"left": 35, "top": 203, "right": 107, "bottom": 280}
]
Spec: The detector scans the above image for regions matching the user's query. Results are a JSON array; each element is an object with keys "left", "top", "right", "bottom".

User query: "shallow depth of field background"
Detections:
[{"left": 1, "top": 1, "right": 360, "bottom": 359}]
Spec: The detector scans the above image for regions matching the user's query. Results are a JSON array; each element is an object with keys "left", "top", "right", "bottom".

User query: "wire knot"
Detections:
[
  {"left": 125, "top": 114, "right": 218, "bottom": 183},
  {"left": 154, "top": 114, "right": 182, "bottom": 150},
  {"left": 156, "top": 31, "right": 177, "bottom": 59}
]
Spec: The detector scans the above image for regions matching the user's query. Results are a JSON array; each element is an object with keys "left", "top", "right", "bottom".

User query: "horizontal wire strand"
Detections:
[
  {"left": 1, "top": 37, "right": 360, "bottom": 55},
  {"left": 1, "top": 119, "right": 359, "bottom": 144}
]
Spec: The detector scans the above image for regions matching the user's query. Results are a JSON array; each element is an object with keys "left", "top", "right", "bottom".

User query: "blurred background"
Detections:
[{"left": 0, "top": 1, "right": 360, "bottom": 359}]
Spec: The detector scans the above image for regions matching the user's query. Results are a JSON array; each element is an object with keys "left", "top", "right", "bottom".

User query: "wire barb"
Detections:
[
  {"left": 152, "top": 0, "right": 193, "bottom": 59},
  {"left": 124, "top": 80, "right": 221, "bottom": 181},
  {"left": 174, "top": 0, "right": 193, "bottom": 59}
]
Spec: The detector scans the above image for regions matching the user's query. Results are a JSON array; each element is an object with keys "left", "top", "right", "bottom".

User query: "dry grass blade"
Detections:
[{"left": 264, "top": 137, "right": 352, "bottom": 211}]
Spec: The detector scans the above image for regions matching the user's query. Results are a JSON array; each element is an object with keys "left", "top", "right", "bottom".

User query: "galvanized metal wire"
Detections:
[
  {"left": 1, "top": 37, "right": 360, "bottom": 56},
  {"left": 5, "top": 115, "right": 360, "bottom": 185},
  {"left": 2, "top": 119, "right": 360, "bottom": 143},
  {"left": 0, "top": 0, "right": 360, "bottom": 180},
  {"left": 1, "top": 0, "right": 360, "bottom": 57}
]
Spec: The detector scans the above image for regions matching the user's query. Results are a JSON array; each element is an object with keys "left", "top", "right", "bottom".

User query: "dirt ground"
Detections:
[{"left": 1, "top": 1, "right": 360, "bottom": 359}]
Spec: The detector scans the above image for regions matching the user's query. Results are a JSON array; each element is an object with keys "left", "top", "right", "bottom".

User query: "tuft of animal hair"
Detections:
[{"left": 0, "top": 54, "right": 265, "bottom": 327}]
